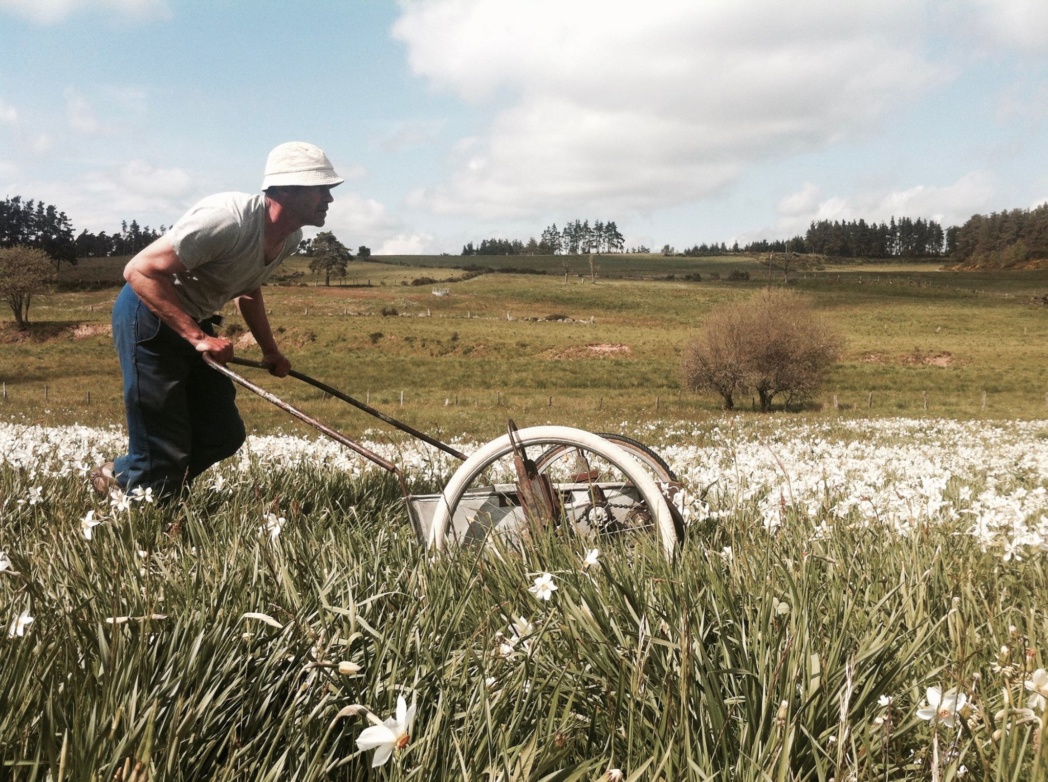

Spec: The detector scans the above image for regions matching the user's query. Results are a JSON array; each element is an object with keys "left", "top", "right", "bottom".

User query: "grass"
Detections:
[
  {"left": 4, "top": 255, "right": 1048, "bottom": 439},
  {"left": 4, "top": 255, "right": 1048, "bottom": 778},
  {"left": 2, "top": 418, "right": 1048, "bottom": 779}
]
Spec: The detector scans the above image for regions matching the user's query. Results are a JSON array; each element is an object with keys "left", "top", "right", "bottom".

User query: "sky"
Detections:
[{"left": 1, "top": 0, "right": 1047, "bottom": 256}]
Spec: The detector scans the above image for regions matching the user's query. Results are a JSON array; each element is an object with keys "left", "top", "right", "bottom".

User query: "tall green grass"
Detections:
[{"left": 2, "top": 455, "right": 1046, "bottom": 779}]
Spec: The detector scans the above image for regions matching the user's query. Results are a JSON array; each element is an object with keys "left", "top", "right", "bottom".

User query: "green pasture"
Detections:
[{"left": 2, "top": 254, "right": 1047, "bottom": 440}]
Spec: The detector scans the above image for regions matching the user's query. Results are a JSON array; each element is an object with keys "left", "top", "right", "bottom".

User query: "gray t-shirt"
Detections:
[{"left": 166, "top": 192, "right": 301, "bottom": 321}]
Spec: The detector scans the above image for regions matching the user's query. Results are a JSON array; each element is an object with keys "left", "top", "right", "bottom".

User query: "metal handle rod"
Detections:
[
  {"left": 203, "top": 353, "right": 403, "bottom": 476},
  {"left": 226, "top": 356, "right": 467, "bottom": 462}
]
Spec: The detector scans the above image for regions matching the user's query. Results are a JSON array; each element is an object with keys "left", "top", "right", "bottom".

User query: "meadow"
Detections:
[{"left": 2, "top": 254, "right": 1048, "bottom": 779}]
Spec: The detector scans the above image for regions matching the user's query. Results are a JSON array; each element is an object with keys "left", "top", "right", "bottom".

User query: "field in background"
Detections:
[
  {"left": 4, "top": 256, "right": 1048, "bottom": 777},
  {"left": 1, "top": 253, "right": 1046, "bottom": 441}
]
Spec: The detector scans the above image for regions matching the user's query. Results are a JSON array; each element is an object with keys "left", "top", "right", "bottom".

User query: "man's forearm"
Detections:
[{"left": 236, "top": 290, "right": 280, "bottom": 355}]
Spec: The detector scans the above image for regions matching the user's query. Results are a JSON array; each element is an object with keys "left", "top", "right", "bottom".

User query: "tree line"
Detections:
[
  {"left": 949, "top": 203, "right": 1048, "bottom": 267},
  {"left": 462, "top": 215, "right": 959, "bottom": 260},
  {"left": 723, "top": 216, "right": 951, "bottom": 259},
  {"left": 463, "top": 219, "right": 625, "bottom": 256},
  {"left": 0, "top": 195, "right": 170, "bottom": 266},
  {"left": 0, "top": 196, "right": 77, "bottom": 267}
]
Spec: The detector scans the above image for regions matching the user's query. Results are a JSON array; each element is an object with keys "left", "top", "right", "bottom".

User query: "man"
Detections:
[{"left": 90, "top": 141, "right": 343, "bottom": 500}]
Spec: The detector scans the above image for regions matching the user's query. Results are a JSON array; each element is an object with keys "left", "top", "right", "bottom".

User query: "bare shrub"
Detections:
[
  {"left": 0, "top": 245, "right": 56, "bottom": 330},
  {"left": 682, "top": 288, "right": 843, "bottom": 411}
]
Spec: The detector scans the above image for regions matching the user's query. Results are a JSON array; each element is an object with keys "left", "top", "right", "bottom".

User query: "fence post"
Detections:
[
  {"left": 923, "top": 391, "right": 928, "bottom": 410},
  {"left": 400, "top": 390, "right": 404, "bottom": 406},
  {"left": 44, "top": 385, "right": 48, "bottom": 401},
  {"left": 867, "top": 391, "right": 873, "bottom": 409},
  {"left": 981, "top": 391, "right": 987, "bottom": 410}
]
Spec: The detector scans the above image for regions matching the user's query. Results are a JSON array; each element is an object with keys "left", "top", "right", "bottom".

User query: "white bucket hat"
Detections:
[{"left": 262, "top": 141, "right": 344, "bottom": 190}]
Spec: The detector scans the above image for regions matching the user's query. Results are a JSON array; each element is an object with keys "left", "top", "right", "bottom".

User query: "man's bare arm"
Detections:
[
  {"left": 236, "top": 287, "right": 290, "bottom": 377},
  {"left": 123, "top": 237, "right": 233, "bottom": 362}
]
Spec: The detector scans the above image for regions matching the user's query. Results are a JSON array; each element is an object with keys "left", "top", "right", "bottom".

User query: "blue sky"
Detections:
[{"left": 1, "top": 0, "right": 1046, "bottom": 255}]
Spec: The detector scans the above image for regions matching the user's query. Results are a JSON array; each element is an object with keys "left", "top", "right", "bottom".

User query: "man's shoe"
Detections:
[{"left": 89, "top": 462, "right": 119, "bottom": 496}]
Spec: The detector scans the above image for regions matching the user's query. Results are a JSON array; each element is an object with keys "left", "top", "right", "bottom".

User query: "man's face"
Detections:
[{"left": 278, "top": 185, "right": 335, "bottom": 227}]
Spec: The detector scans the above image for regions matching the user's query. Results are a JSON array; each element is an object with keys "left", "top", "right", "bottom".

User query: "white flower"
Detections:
[
  {"left": 109, "top": 490, "right": 131, "bottom": 513},
  {"left": 27, "top": 486, "right": 43, "bottom": 506},
  {"left": 8, "top": 609, "right": 33, "bottom": 638},
  {"left": 1025, "top": 668, "right": 1048, "bottom": 711},
  {"left": 916, "top": 686, "right": 967, "bottom": 728},
  {"left": 606, "top": 769, "right": 624, "bottom": 782},
  {"left": 211, "top": 474, "right": 227, "bottom": 492},
  {"left": 356, "top": 695, "right": 417, "bottom": 767},
  {"left": 878, "top": 695, "right": 893, "bottom": 708},
  {"left": 529, "top": 572, "right": 558, "bottom": 601},
  {"left": 260, "top": 513, "right": 285, "bottom": 540},
  {"left": 0, "top": 551, "right": 10, "bottom": 572},
  {"left": 582, "top": 548, "right": 600, "bottom": 568},
  {"left": 130, "top": 486, "right": 154, "bottom": 503},
  {"left": 81, "top": 510, "right": 103, "bottom": 540},
  {"left": 338, "top": 660, "right": 362, "bottom": 675}
]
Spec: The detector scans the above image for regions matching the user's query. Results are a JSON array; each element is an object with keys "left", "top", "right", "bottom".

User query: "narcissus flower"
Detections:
[
  {"left": 81, "top": 510, "right": 102, "bottom": 540},
  {"left": 8, "top": 609, "right": 33, "bottom": 638},
  {"left": 582, "top": 549, "right": 599, "bottom": 568},
  {"left": 260, "top": 513, "right": 285, "bottom": 540},
  {"left": 916, "top": 686, "right": 967, "bottom": 728},
  {"left": 1025, "top": 668, "right": 1048, "bottom": 711},
  {"left": 356, "top": 695, "right": 417, "bottom": 767},
  {"left": 529, "top": 572, "right": 558, "bottom": 601}
]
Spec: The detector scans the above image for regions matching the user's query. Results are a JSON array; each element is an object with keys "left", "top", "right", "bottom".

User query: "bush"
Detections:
[
  {"left": 0, "top": 244, "right": 56, "bottom": 330},
  {"left": 682, "top": 288, "right": 843, "bottom": 411}
]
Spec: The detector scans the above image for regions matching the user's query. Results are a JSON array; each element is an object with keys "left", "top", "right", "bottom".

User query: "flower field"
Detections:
[{"left": 2, "top": 417, "right": 1048, "bottom": 779}]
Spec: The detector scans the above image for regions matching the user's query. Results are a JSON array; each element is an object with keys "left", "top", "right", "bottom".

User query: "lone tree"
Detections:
[
  {"left": 682, "top": 288, "right": 843, "bottom": 412},
  {"left": 0, "top": 244, "right": 57, "bottom": 330},
  {"left": 309, "top": 231, "right": 353, "bottom": 286}
]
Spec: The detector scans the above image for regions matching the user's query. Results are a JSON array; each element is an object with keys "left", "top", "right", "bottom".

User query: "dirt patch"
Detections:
[
  {"left": 543, "top": 343, "right": 632, "bottom": 360},
  {"left": 72, "top": 323, "right": 112, "bottom": 339},
  {"left": 902, "top": 351, "right": 954, "bottom": 367},
  {"left": 862, "top": 351, "right": 956, "bottom": 367},
  {"left": 0, "top": 321, "right": 108, "bottom": 343}
]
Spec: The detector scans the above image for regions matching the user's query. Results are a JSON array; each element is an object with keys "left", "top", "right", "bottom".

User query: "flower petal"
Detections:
[{"left": 356, "top": 724, "right": 396, "bottom": 751}]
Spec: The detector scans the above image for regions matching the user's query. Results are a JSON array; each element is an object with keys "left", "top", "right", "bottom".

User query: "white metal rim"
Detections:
[{"left": 426, "top": 425, "right": 679, "bottom": 561}]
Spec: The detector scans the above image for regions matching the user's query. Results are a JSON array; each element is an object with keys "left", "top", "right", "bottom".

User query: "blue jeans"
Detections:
[{"left": 111, "top": 284, "right": 245, "bottom": 498}]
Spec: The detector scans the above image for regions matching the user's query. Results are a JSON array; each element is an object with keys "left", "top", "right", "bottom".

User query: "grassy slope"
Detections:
[{"left": 3, "top": 254, "right": 1047, "bottom": 439}]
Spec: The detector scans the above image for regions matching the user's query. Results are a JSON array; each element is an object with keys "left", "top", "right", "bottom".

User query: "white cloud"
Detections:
[
  {"left": 0, "top": 98, "right": 17, "bottom": 125},
  {"left": 377, "top": 234, "right": 434, "bottom": 255},
  {"left": 0, "top": 0, "right": 170, "bottom": 24},
  {"left": 778, "top": 183, "right": 822, "bottom": 218},
  {"left": 30, "top": 135, "right": 52, "bottom": 154},
  {"left": 394, "top": 0, "right": 951, "bottom": 220},
  {"left": 962, "top": 0, "right": 1048, "bottom": 51},
  {"left": 116, "top": 159, "right": 192, "bottom": 198},
  {"left": 66, "top": 92, "right": 102, "bottom": 134}
]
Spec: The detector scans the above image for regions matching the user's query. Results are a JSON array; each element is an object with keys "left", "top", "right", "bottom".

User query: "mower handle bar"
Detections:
[{"left": 221, "top": 356, "right": 467, "bottom": 462}]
